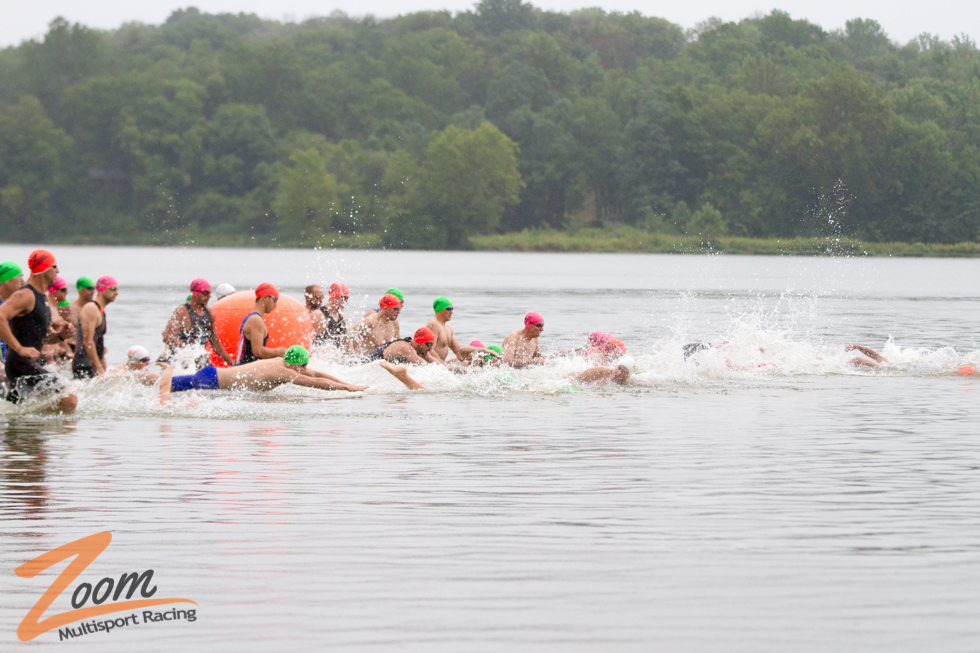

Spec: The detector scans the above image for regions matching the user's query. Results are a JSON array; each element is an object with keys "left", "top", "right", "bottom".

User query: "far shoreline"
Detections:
[{"left": 5, "top": 228, "right": 980, "bottom": 257}]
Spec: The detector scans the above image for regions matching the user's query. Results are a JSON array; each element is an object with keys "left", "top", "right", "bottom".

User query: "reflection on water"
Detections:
[{"left": 0, "top": 419, "right": 74, "bottom": 528}]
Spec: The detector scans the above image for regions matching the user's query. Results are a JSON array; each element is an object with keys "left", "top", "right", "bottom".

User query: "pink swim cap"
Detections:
[
  {"left": 190, "top": 278, "right": 211, "bottom": 294},
  {"left": 524, "top": 311, "right": 544, "bottom": 327},
  {"left": 469, "top": 340, "right": 485, "bottom": 348},
  {"left": 48, "top": 275, "right": 67, "bottom": 292},
  {"left": 96, "top": 275, "right": 118, "bottom": 292},
  {"left": 588, "top": 330, "right": 610, "bottom": 345}
]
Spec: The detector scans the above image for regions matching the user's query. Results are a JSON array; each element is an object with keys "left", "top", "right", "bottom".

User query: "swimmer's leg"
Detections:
[{"left": 379, "top": 361, "right": 425, "bottom": 390}]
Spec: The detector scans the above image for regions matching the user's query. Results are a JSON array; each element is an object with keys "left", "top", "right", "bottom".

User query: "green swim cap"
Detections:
[
  {"left": 284, "top": 345, "right": 310, "bottom": 366},
  {"left": 385, "top": 287, "right": 403, "bottom": 302},
  {"left": 484, "top": 343, "right": 503, "bottom": 361},
  {"left": 0, "top": 261, "right": 22, "bottom": 284},
  {"left": 433, "top": 296, "right": 452, "bottom": 313},
  {"left": 58, "top": 299, "right": 70, "bottom": 308},
  {"left": 76, "top": 276, "right": 95, "bottom": 290}
]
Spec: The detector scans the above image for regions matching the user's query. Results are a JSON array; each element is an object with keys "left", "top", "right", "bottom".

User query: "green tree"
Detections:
[
  {"left": 272, "top": 148, "right": 344, "bottom": 241},
  {"left": 417, "top": 123, "right": 523, "bottom": 247}
]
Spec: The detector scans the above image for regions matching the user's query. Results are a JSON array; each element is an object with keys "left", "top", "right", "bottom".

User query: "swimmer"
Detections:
[
  {"left": 566, "top": 357, "right": 636, "bottom": 386},
  {"left": 44, "top": 276, "right": 73, "bottom": 363},
  {"left": 469, "top": 343, "right": 504, "bottom": 368},
  {"left": 363, "top": 327, "right": 460, "bottom": 371},
  {"left": 425, "top": 296, "right": 487, "bottom": 363},
  {"left": 0, "top": 250, "right": 77, "bottom": 411},
  {"left": 363, "top": 287, "right": 403, "bottom": 318},
  {"left": 502, "top": 312, "right": 546, "bottom": 367},
  {"left": 307, "top": 283, "right": 349, "bottom": 348},
  {"left": 323, "top": 283, "right": 349, "bottom": 346},
  {"left": 107, "top": 345, "right": 160, "bottom": 386},
  {"left": 161, "top": 346, "right": 369, "bottom": 401},
  {"left": 73, "top": 275, "right": 119, "bottom": 378},
  {"left": 161, "top": 278, "right": 234, "bottom": 367},
  {"left": 63, "top": 276, "right": 95, "bottom": 351},
  {"left": 348, "top": 293, "right": 401, "bottom": 356},
  {"left": 0, "top": 260, "right": 25, "bottom": 381},
  {"left": 845, "top": 344, "right": 889, "bottom": 368},
  {"left": 214, "top": 283, "right": 236, "bottom": 300},
  {"left": 236, "top": 283, "right": 287, "bottom": 365}
]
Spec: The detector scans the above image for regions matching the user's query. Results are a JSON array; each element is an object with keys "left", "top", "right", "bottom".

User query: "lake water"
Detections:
[{"left": 1, "top": 247, "right": 978, "bottom": 651}]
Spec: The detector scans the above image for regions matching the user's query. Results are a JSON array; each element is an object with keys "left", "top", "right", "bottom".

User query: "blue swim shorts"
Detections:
[{"left": 171, "top": 365, "right": 220, "bottom": 392}]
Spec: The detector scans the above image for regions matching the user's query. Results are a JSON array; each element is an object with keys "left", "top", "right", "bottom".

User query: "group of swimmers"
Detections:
[
  {"left": 0, "top": 248, "right": 638, "bottom": 412},
  {"left": 2, "top": 248, "right": 974, "bottom": 413}
]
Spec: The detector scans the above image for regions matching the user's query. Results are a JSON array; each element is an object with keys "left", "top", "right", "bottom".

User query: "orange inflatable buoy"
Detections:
[
  {"left": 956, "top": 364, "right": 978, "bottom": 376},
  {"left": 207, "top": 291, "right": 313, "bottom": 367}
]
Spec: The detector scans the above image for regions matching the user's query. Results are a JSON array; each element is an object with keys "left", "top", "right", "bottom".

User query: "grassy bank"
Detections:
[
  {"left": 468, "top": 228, "right": 980, "bottom": 257},
  {"left": 35, "top": 226, "right": 980, "bottom": 256}
]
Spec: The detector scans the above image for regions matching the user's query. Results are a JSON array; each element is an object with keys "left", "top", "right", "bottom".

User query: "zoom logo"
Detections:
[{"left": 14, "top": 532, "right": 197, "bottom": 642}]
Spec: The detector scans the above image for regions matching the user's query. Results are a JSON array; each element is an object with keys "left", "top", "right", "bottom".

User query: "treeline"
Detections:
[{"left": 1, "top": 1, "right": 979, "bottom": 247}]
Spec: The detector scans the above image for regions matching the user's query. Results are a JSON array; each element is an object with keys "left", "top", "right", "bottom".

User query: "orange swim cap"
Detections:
[
  {"left": 329, "top": 282, "right": 349, "bottom": 298},
  {"left": 413, "top": 327, "right": 435, "bottom": 344},
  {"left": 379, "top": 293, "right": 402, "bottom": 309},
  {"left": 27, "top": 249, "right": 56, "bottom": 274},
  {"left": 957, "top": 364, "right": 977, "bottom": 376},
  {"left": 255, "top": 282, "right": 279, "bottom": 299}
]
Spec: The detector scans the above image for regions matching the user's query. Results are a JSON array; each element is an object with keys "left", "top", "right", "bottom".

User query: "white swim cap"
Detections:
[
  {"left": 617, "top": 356, "right": 636, "bottom": 374},
  {"left": 215, "top": 283, "right": 236, "bottom": 299},
  {"left": 127, "top": 345, "right": 150, "bottom": 363}
]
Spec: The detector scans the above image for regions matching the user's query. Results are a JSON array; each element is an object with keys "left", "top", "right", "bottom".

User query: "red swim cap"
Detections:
[
  {"left": 413, "top": 327, "right": 435, "bottom": 344},
  {"left": 603, "top": 338, "right": 626, "bottom": 355},
  {"left": 379, "top": 293, "right": 402, "bottom": 309},
  {"left": 329, "top": 282, "right": 349, "bottom": 298},
  {"left": 525, "top": 311, "right": 544, "bottom": 327},
  {"left": 588, "top": 330, "right": 610, "bottom": 346},
  {"left": 255, "top": 282, "right": 279, "bottom": 299},
  {"left": 28, "top": 249, "right": 56, "bottom": 274},
  {"left": 96, "top": 275, "right": 118, "bottom": 292},
  {"left": 190, "top": 278, "right": 211, "bottom": 294}
]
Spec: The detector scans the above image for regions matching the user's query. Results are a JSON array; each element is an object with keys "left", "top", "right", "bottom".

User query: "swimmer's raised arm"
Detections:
[
  {"left": 157, "top": 362, "right": 173, "bottom": 405},
  {"left": 845, "top": 344, "right": 888, "bottom": 363}
]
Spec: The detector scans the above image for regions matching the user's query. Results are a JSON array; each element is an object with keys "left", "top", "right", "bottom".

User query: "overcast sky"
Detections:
[{"left": 1, "top": 0, "right": 978, "bottom": 48}]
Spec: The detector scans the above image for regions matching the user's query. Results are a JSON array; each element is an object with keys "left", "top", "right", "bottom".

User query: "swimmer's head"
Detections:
[
  {"left": 57, "top": 299, "right": 70, "bottom": 308},
  {"left": 433, "top": 296, "right": 453, "bottom": 315},
  {"left": 28, "top": 249, "right": 56, "bottom": 276},
  {"left": 284, "top": 345, "right": 310, "bottom": 367},
  {"left": 413, "top": 327, "right": 435, "bottom": 349},
  {"left": 379, "top": 293, "right": 402, "bottom": 315},
  {"left": 617, "top": 356, "right": 636, "bottom": 375},
  {"left": 214, "top": 283, "right": 235, "bottom": 300},
  {"left": 304, "top": 284, "right": 324, "bottom": 308},
  {"left": 127, "top": 345, "right": 151, "bottom": 368},
  {"left": 190, "top": 278, "right": 211, "bottom": 297},
  {"left": 255, "top": 283, "right": 279, "bottom": 310},
  {"left": 469, "top": 340, "right": 485, "bottom": 348},
  {"left": 524, "top": 311, "right": 544, "bottom": 332},
  {"left": 0, "top": 261, "right": 23, "bottom": 286},
  {"left": 385, "top": 287, "right": 404, "bottom": 302},
  {"left": 588, "top": 331, "right": 609, "bottom": 345},
  {"left": 484, "top": 343, "right": 503, "bottom": 361},
  {"left": 604, "top": 337, "right": 626, "bottom": 356},
  {"left": 76, "top": 276, "right": 95, "bottom": 292},
  {"left": 329, "top": 282, "right": 349, "bottom": 299},
  {"left": 48, "top": 275, "right": 67, "bottom": 294},
  {"left": 96, "top": 275, "right": 119, "bottom": 297}
]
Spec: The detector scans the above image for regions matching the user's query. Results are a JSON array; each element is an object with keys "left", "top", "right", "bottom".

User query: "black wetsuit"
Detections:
[
  {"left": 72, "top": 304, "right": 107, "bottom": 379},
  {"left": 179, "top": 303, "right": 213, "bottom": 345},
  {"left": 365, "top": 337, "right": 411, "bottom": 361},
  {"left": 5, "top": 285, "right": 63, "bottom": 403},
  {"left": 236, "top": 312, "right": 268, "bottom": 366},
  {"left": 314, "top": 308, "right": 347, "bottom": 346}
]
